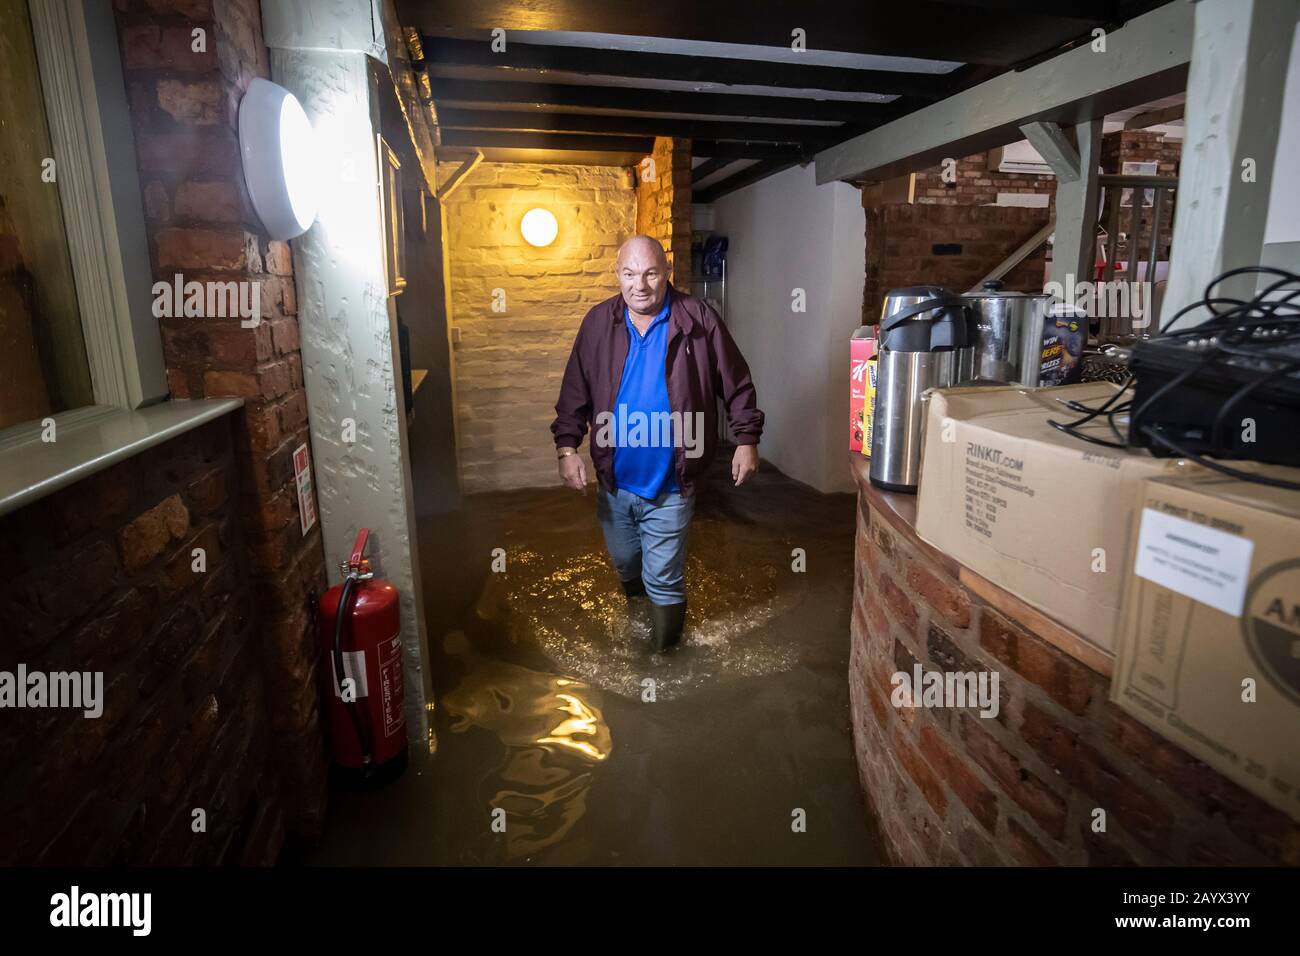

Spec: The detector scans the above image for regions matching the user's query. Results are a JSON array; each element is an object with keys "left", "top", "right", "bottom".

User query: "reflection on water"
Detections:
[
  {"left": 470, "top": 516, "right": 801, "bottom": 702},
  {"left": 440, "top": 631, "right": 610, "bottom": 860},
  {"left": 307, "top": 460, "right": 885, "bottom": 866}
]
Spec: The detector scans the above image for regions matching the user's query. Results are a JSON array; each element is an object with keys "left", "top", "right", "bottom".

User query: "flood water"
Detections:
[{"left": 302, "top": 455, "right": 885, "bottom": 865}]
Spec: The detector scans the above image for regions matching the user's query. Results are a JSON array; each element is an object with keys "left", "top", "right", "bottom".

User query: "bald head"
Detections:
[
  {"left": 617, "top": 234, "right": 669, "bottom": 270},
  {"left": 616, "top": 234, "right": 671, "bottom": 318}
]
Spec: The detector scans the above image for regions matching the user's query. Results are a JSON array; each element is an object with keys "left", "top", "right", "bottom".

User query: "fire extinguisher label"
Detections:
[
  {"left": 331, "top": 651, "right": 368, "bottom": 699},
  {"left": 378, "top": 633, "right": 405, "bottom": 738}
]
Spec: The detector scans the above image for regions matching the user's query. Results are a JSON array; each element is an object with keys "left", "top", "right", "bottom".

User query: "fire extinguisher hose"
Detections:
[{"left": 333, "top": 574, "right": 373, "bottom": 769}]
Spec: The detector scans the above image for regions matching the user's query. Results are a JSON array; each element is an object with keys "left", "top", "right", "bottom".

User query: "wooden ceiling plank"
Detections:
[
  {"left": 435, "top": 107, "right": 840, "bottom": 146},
  {"left": 430, "top": 78, "right": 902, "bottom": 123},
  {"left": 690, "top": 156, "right": 735, "bottom": 183},
  {"left": 693, "top": 159, "right": 798, "bottom": 203},
  {"left": 398, "top": 0, "right": 1124, "bottom": 66},
  {"left": 422, "top": 36, "right": 956, "bottom": 99},
  {"left": 438, "top": 129, "right": 655, "bottom": 153}
]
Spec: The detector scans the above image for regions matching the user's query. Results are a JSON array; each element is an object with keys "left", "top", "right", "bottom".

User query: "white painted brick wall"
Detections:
[{"left": 444, "top": 163, "right": 636, "bottom": 492}]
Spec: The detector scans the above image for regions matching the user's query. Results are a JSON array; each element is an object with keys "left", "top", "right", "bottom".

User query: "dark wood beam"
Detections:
[
  {"left": 397, "top": 0, "right": 1126, "bottom": 66},
  {"left": 693, "top": 159, "right": 799, "bottom": 203},
  {"left": 691, "top": 140, "right": 805, "bottom": 160},
  {"left": 430, "top": 78, "right": 905, "bottom": 123},
  {"left": 471, "top": 147, "right": 646, "bottom": 166},
  {"left": 436, "top": 107, "right": 841, "bottom": 146},
  {"left": 422, "top": 36, "right": 956, "bottom": 99},
  {"left": 438, "top": 127, "right": 803, "bottom": 161},
  {"left": 690, "top": 156, "right": 735, "bottom": 183},
  {"left": 438, "top": 128, "right": 654, "bottom": 153}
]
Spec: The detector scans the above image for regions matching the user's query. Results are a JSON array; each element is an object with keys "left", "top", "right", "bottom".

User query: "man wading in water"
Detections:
[{"left": 551, "top": 235, "right": 765, "bottom": 652}]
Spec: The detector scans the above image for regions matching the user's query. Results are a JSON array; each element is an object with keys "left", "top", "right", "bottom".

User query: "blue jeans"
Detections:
[{"left": 596, "top": 486, "right": 694, "bottom": 605}]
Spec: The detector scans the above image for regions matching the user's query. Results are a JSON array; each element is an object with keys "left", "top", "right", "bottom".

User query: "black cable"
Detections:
[
  {"left": 1048, "top": 424, "right": 1128, "bottom": 449},
  {"left": 1134, "top": 268, "right": 1300, "bottom": 432},
  {"left": 1046, "top": 377, "right": 1134, "bottom": 448},
  {"left": 1105, "top": 401, "right": 1132, "bottom": 445},
  {"left": 1052, "top": 265, "right": 1300, "bottom": 492},
  {"left": 1139, "top": 425, "right": 1300, "bottom": 492},
  {"left": 1159, "top": 268, "right": 1300, "bottom": 337}
]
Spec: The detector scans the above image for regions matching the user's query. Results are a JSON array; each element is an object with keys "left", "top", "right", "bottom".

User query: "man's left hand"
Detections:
[{"left": 732, "top": 444, "right": 759, "bottom": 487}]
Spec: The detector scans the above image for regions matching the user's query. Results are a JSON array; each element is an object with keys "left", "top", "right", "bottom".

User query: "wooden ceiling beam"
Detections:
[
  {"left": 690, "top": 156, "right": 736, "bottom": 183},
  {"left": 430, "top": 78, "right": 904, "bottom": 123},
  {"left": 422, "top": 37, "right": 957, "bottom": 99},
  {"left": 435, "top": 107, "right": 841, "bottom": 146},
  {"left": 693, "top": 159, "right": 799, "bottom": 203},
  {"left": 437, "top": 128, "right": 655, "bottom": 153},
  {"left": 814, "top": 2, "right": 1191, "bottom": 184}
]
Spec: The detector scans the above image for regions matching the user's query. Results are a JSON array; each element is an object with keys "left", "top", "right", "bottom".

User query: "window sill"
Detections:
[{"left": 0, "top": 398, "right": 244, "bottom": 518}]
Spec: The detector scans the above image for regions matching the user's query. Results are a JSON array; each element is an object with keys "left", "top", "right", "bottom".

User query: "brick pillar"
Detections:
[
  {"left": 635, "top": 136, "right": 693, "bottom": 287},
  {"left": 114, "top": 0, "right": 328, "bottom": 834}
]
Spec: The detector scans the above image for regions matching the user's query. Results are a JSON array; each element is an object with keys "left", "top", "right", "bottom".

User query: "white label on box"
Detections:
[{"left": 1134, "top": 508, "right": 1254, "bottom": 617}]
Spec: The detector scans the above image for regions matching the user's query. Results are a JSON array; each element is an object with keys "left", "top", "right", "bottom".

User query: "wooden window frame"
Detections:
[
  {"left": 23, "top": 0, "right": 167, "bottom": 415},
  {"left": 378, "top": 135, "right": 407, "bottom": 296}
]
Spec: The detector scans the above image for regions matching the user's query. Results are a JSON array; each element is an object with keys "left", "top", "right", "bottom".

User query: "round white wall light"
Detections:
[
  {"left": 238, "top": 78, "right": 320, "bottom": 241},
  {"left": 521, "top": 207, "right": 558, "bottom": 247}
]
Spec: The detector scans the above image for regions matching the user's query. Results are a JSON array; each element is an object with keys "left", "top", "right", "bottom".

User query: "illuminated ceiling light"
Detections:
[
  {"left": 521, "top": 207, "right": 558, "bottom": 247},
  {"left": 239, "top": 78, "right": 320, "bottom": 240}
]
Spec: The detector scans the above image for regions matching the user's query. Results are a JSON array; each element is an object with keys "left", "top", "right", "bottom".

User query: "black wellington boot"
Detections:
[
  {"left": 621, "top": 576, "right": 647, "bottom": 598},
  {"left": 649, "top": 601, "right": 687, "bottom": 653}
]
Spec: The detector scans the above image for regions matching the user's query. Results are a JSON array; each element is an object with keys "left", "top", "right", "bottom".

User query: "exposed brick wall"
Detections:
[
  {"left": 113, "top": 0, "right": 328, "bottom": 833},
  {"left": 862, "top": 203, "right": 1051, "bottom": 322},
  {"left": 443, "top": 161, "right": 636, "bottom": 492},
  {"left": 0, "top": 418, "right": 284, "bottom": 864},
  {"left": 911, "top": 149, "right": 1056, "bottom": 207},
  {"left": 635, "top": 136, "right": 692, "bottom": 286},
  {"left": 861, "top": 147, "right": 1054, "bottom": 322},
  {"left": 849, "top": 467, "right": 1300, "bottom": 865},
  {"left": 861, "top": 131, "right": 1186, "bottom": 322}
]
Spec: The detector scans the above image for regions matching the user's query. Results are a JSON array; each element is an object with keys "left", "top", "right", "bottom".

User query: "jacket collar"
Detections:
[{"left": 609, "top": 283, "right": 695, "bottom": 336}]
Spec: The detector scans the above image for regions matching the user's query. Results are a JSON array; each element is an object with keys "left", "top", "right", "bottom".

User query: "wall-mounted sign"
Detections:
[{"left": 293, "top": 442, "right": 317, "bottom": 535}]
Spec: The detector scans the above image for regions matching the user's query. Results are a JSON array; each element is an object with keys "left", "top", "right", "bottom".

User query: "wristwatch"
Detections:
[{"left": 557, "top": 447, "right": 577, "bottom": 459}]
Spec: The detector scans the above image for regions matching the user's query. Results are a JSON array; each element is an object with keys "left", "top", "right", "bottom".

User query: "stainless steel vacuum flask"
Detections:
[{"left": 869, "top": 287, "right": 969, "bottom": 493}]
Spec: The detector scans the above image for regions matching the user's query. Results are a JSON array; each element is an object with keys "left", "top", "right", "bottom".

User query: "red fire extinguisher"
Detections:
[{"left": 318, "top": 529, "right": 407, "bottom": 781}]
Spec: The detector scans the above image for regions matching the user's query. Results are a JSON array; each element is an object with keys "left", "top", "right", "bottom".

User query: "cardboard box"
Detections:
[
  {"left": 1111, "top": 471, "right": 1300, "bottom": 821},
  {"left": 850, "top": 332, "right": 877, "bottom": 454},
  {"left": 915, "top": 382, "right": 1195, "bottom": 654}
]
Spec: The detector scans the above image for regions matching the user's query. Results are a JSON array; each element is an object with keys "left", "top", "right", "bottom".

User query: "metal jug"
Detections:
[
  {"left": 869, "top": 287, "right": 970, "bottom": 493},
  {"left": 960, "top": 280, "right": 1054, "bottom": 386}
]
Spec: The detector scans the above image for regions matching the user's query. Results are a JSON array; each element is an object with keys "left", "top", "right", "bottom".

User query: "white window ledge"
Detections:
[{"left": 0, "top": 399, "right": 244, "bottom": 518}]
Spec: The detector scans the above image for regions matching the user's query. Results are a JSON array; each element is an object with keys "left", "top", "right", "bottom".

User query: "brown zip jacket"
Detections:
[{"left": 550, "top": 283, "right": 764, "bottom": 496}]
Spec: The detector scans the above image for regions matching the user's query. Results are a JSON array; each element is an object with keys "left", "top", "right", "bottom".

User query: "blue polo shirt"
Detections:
[{"left": 612, "top": 294, "right": 679, "bottom": 499}]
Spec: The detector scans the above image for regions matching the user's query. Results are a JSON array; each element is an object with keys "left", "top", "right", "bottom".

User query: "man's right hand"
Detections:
[{"left": 558, "top": 449, "right": 588, "bottom": 493}]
